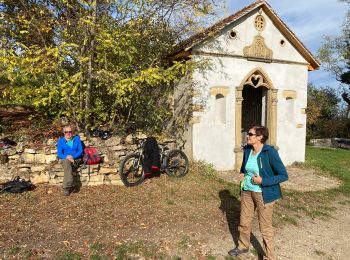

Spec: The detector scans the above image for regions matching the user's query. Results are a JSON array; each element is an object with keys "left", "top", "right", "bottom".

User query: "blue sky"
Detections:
[{"left": 223, "top": 0, "right": 348, "bottom": 89}]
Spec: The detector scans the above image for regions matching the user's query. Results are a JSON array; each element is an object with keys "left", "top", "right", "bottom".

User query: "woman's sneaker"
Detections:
[{"left": 228, "top": 247, "right": 249, "bottom": 256}]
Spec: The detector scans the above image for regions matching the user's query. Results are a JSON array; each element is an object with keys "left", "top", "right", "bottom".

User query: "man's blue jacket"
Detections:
[
  {"left": 57, "top": 136, "right": 83, "bottom": 160},
  {"left": 240, "top": 144, "right": 288, "bottom": 203}
]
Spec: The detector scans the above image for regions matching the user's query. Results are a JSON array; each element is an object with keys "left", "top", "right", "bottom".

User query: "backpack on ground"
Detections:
[
  {"left": 83, "top": 146, "right": 102, "bottom": 165},
  {"left": 0, "top": 176, "right": 33, "bottom": 193}
]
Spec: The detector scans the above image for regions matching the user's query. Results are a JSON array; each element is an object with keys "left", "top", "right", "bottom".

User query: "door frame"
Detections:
[{"left": 234, "top": 67, "right": 278, "bottom": 171}]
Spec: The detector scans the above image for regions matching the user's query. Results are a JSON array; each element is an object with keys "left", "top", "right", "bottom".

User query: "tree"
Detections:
[
  {"left": 318, "top": 1, "right": 350, "bottom": 116},
  {"left": 0, "top": 0, "right": 224, "bottom": 133},
  {"left": 306, "top": 83, "right": 344, "bottom": 139}
]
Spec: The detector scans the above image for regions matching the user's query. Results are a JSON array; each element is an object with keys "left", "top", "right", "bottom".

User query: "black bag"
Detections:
[
  {"left": 143, "top": 137, "right": 161, "bottom": 175},
  {"left": 0, "top": 176, "right": 33, "bottom": 193}
]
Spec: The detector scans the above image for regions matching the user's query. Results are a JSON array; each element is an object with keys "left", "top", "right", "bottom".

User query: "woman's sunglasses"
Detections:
[{"left": 247, "top": 132, "right": 257, "bottom": 136}]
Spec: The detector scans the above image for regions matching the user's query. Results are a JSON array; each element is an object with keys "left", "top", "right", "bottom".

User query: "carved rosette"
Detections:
[{"left": 243, "top": 35, "right": 273, "bottom": 60}]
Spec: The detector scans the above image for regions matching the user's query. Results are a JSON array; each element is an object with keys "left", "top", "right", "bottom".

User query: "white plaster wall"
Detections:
[
  {"left": 185, "top": 7, "right": 312, "bottom": 170},
  {"left": 272, "top": 59, "right": 308, "bottom": 164},
  {"left": 191, "top": 54, "right": 309, "bottom": 170},
  {"left": 195, "top": 9, "right": 306, "bottom": 64},
  {"left": 192, "top": 78, "right": 235, "bottom": 170},
  {"left": 276, "top": 71, "right": 308, "bottom": 165}
]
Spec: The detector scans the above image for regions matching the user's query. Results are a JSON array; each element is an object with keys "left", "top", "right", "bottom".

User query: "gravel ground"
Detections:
[{"left": 276, "top": 200, "right": 350, "bottom": 260}]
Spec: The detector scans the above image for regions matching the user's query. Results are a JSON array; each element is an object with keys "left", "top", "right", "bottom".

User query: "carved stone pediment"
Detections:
[{"left": 243, "top": 35, "right": 273, "bottom": 60}]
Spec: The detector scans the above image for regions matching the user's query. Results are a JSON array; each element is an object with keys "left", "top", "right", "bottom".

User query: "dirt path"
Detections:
[
  {"left": 275, "top": 200, "right": 350, "bottom": 260},
  {"left": 212, "top": 168, "right": 349, "bottom": 260},
  {"left": 187, "top": 198, "right": 350, "bottom": 259}
]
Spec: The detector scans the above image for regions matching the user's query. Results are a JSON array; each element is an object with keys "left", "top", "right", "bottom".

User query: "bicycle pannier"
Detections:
[{"left": 83, "top": 147, "right": 102, "bottom": 165}]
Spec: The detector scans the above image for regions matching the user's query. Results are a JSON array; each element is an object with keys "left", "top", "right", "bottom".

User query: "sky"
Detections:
[{"left": 223, "top": 0, "right": 349, "bottom": 89}]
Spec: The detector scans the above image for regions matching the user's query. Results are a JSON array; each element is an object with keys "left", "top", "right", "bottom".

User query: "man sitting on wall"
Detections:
[{"left": 57, "top": 125, "right": 83, "bottom": 196}]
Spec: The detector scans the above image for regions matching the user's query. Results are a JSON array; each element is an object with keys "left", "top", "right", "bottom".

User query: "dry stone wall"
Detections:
[
  {"left": 0, "top": 133, "right": 176, "bottom": 187},
  {"left": 310, "top": 138, "right": 350, "bottom": 149}
]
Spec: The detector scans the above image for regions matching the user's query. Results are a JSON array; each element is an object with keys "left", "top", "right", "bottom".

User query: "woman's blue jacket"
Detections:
[
  {"left": 57, "top": 136, "right": 83, "bottom": 159},
  {"left": 240, "top": 144, "right": 288, "bottom": 203}
]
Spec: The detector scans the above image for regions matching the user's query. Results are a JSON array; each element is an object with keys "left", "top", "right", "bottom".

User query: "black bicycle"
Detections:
[{"left": 119, "top": 138, "right": 189, "bottom": 187}]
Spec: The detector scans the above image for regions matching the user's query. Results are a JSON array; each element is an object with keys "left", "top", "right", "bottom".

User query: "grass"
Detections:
[
  {"left": 191, "top": 160, "right": 218, "bottom": 179},
  {"left": 89, "top": 243, "right": 109, "bottom": 260},
  {"left": 338, "top": 199, "right": 350, "bottom": 205},
  {"left": 275, "top": 146, "right": 350, "bottom": 225},
  {"left": 274, "top": 212, "right": 298, "bottom": 225},
  {"left": 115, "top": 241, "right": 167, "bottom": 259},
  {"left": 314, "top": 250, "right": 326, "bottom": 256},
  {"left": 1, "top": 147, "right": 348, "bottom": 259},
  {"left": 55, "top": 251, "right": 82, "bottom": 260},
  {"left": 307, "top": 146, "right": 350, "bottom": 190},
  {"left": 178, "top": 235, "right": 198, "bottom": 250},
  {"left": 8, "top": 246, "right": 21, "bottom": 255}
]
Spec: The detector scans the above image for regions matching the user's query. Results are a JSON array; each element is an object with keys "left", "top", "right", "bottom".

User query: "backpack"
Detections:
[
  {"left": 83, "top": 146, "right": 102, "bottom": 165},
  {"left": 1, "top": 176, "right": 33, "bottom": 193}
]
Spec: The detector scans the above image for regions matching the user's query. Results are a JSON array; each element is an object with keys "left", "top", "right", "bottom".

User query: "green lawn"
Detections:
[
  {"left": 275, "top": 146, "right": 350, "bottom": 226},
  {"left": 305, "top": 146, "right": 350, "bottom": 195}
]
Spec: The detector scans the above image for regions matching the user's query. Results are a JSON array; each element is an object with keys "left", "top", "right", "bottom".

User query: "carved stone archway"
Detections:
[{"left": 234, "top": 68, "right": 278, "bottom": 170}]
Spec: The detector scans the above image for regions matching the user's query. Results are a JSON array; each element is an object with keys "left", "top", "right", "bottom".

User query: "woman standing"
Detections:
[{"left": 229, "top": 125, "right": 288, "bottom": 260}]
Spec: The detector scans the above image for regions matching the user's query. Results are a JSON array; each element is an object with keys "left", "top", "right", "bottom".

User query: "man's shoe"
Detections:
[
  {"left": 228, "top": 247, "right": 249, "bottom": 256},
  {"left": 63, "top": 188, "right": 71, "bottom": 196}
]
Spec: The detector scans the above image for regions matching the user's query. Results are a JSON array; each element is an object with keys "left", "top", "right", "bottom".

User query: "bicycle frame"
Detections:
[
  {"left": 120, "top": 137, "right": 189, "bottom": 186},
  {"left": 158, "top": 144, "right": 169, "bottom": 171},
  {"left": 133, "top": 139, "right": 145, "bottom": 168}
]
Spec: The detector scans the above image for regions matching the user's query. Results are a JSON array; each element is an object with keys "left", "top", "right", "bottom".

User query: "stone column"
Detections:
[
  {"left": 234, "top": 86, "right": 244, "bottom": 171},
  {"left": 270, "top": 89, "right": 278, "bottom": 146}
]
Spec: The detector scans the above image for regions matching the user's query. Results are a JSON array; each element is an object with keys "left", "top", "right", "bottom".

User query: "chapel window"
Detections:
[
  {"left": 229, "top": 30, "right": 237, "bottom": 39},
  {"left": 215, "top": 94, "right": 226, "bottom": 124},
  {"left": 254, "top": 15, "right": 265, "bottom": 31},
  {"left": 280, "top": 39, "right": 286, "bottom": 47},
  {"left": 285, "top": 97, "right": 295, "bottom": 124}
]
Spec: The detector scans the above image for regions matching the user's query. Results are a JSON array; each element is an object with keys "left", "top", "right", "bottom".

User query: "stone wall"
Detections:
[
  {"left": 309, "top": 138, "right": 333, "bottom": 147},
  {"left": 309, "top": 138, "right": 350, "bottom": 149},
  {"left": 0, "top": 133, "right": 176, "bottom": 186}
]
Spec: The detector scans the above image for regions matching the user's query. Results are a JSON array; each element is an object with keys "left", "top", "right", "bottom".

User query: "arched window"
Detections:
[
  {"left": 215, "top": 94, "right": 226, "bottom": 124},
  {"left": 283, "top": 90, "right": 297, "bottom": 125},
  {"left": 285, "top": 97, "right": 295, "bottom": 124}
]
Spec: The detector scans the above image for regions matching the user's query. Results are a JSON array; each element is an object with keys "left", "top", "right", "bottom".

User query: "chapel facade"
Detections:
[{"left": 169, "top": 0, "right": 320, "bottom": 170}]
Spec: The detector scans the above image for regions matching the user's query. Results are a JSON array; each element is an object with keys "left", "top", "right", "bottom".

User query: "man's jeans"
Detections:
[
  {"left": 61, "top": 159, "right": 82, "bottom": 189},
  {"left": 238, "top": 190, "right": 275, "bottom": 260}
]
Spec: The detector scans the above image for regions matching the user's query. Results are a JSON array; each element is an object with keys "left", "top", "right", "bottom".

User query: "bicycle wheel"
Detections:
[
  {"left": 119, "top": 153, "right": 145, "bottom": 187},
  {"left": 165, "top": 149, "right": 189, "bottom": 177}
]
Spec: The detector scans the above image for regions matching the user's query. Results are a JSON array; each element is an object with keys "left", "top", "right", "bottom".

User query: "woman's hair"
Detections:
[{"left": 250, "top": 125, "right": 269, "bottom": 143}]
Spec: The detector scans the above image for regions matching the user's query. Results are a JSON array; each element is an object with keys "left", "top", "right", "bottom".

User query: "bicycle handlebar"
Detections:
[{"left": 131, "top": 137, "right": 169, "bottom": 153}]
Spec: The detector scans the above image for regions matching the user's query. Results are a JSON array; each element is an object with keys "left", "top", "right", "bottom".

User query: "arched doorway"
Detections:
[
  {"left": 234, "top": 68, "right": 278, "bottom": 170},
  {"left": 241, "top": 85, "right": 268, "bottom": 145}
]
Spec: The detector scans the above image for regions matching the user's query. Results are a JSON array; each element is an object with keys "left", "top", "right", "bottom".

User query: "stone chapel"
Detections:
[{"left": 168, "top": 0, "right": 320, "bottom": 170}]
